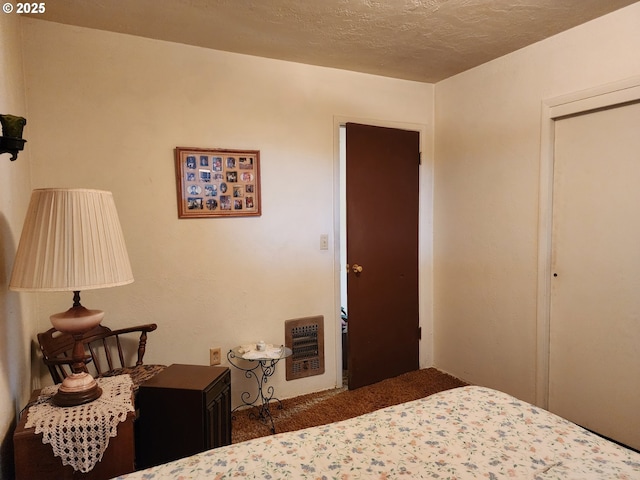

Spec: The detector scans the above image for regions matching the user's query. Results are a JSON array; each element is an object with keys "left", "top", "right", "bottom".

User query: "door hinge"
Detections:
[
  {"left": 418, "top": 152, "right": 422, "bottom": 165},
  {"left": 417, "top": 326, "right": 422, "bottom": 340}
]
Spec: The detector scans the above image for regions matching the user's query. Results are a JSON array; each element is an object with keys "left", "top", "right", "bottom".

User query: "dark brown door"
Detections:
[{"left": 346, "top": 123, "right": 420, "bottom": 390}]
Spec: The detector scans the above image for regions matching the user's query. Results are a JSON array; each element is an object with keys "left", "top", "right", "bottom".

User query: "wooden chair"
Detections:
[{"left": 37, "top": 323, "right": 166, "bottom": 391}]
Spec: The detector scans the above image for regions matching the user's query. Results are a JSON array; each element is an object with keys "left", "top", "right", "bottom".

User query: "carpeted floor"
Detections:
[{"left": 232, "top": 367, "right": 468, "bottom": 443}]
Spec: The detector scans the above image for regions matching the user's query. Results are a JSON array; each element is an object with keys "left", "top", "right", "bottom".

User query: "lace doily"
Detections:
[{"left": 25, "top": 375, "right": 134, "bottom": 473}]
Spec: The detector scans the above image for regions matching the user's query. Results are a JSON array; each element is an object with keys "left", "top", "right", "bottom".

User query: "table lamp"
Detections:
[{"left": 9, "top": 188, "right": 134, "bottom": 407}]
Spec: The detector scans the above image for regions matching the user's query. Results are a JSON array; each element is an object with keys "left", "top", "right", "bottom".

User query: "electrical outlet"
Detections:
[{"left": 210, "top": 347, "right": 221, "bottom": 365}]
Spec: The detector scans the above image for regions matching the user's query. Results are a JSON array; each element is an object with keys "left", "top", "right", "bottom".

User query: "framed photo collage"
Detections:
[{"left": 175, "top": 147, "right": 261, "bottom": 218}]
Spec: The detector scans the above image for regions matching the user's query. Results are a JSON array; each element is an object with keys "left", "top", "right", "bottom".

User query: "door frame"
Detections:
[
  {"left": 332, "top": 115, "right": 432, "bottom": 385},
  {"left": 535, "top": 75, "right": 640, "bottom": 407}
]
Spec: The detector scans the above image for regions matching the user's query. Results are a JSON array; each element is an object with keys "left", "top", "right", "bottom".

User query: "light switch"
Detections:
[{"left": 320, "top": 234, "right": 329, "bottom": 250}]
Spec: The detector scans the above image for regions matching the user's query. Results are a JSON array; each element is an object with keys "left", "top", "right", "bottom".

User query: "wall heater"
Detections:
[{"left": 285, "top": 315, "right": 325, "bottom": 380}]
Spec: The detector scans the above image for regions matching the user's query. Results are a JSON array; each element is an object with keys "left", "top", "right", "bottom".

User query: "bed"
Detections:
[{"left": 116, "top": 385, "right": 640, "bottom": 479}]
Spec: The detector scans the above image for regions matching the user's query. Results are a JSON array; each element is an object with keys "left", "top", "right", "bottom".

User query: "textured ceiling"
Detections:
[{"left": 25, "top": 0, "right": 638, "bottom": 82}]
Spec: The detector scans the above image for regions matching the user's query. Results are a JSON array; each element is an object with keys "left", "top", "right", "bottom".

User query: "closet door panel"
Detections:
[{"left": 549, "top": 101, "right": 640, "bottom": 450}]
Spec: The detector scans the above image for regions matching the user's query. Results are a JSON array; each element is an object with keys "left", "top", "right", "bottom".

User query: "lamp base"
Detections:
[
  {"left": 49, "top": 299, "right": 105, "bottom": 407},
  {"left": 53, "top": 373, "right": 103, "bottom": 407},
  {"left": 50, "top": 305, "right": 104, "bottom": 335}
]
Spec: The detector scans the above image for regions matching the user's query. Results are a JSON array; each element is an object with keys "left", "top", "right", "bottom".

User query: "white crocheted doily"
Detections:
[{"left": 25, "top": 375, "right": 134, "bottom": 473}]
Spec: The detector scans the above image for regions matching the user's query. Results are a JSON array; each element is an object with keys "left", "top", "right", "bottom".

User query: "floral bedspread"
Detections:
[{"left": 117, "top": 386, "right": 640, "bottom": 479}]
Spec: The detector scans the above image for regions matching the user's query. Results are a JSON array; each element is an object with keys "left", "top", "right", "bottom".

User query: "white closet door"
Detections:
[{"left": 549, "top": 101, "right": 640, "bottom": 450}]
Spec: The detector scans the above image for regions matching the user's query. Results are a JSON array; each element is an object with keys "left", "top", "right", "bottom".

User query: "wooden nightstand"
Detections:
[
  {"left": 135, "top": 364, "right": 231, "bottom": 469},
  {"left": 13, "top": 391, "right": 135, "bottom": 480}
]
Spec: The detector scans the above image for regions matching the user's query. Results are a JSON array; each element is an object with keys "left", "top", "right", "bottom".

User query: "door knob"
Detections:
[{"left": 352, "top": 264, "right": 363, "bottom": 274}]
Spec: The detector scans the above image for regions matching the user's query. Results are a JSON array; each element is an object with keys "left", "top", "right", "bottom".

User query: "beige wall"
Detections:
[
  {"left": 0, "top": 11, "right": 35, "bottom": 479},
  {"left": 434, "top": 3, "right": 640, "bottom": 403},
  {"left": 20, "top": 19, "right": 434, "bottom": 404}
]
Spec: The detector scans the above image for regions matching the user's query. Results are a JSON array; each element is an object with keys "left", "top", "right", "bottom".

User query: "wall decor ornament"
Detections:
[
  {"left": 0, "top": 114, "right": 27, "bottom": 161},
  {"left": 175, "top": 147, "right": 261, "bottom": 218}
]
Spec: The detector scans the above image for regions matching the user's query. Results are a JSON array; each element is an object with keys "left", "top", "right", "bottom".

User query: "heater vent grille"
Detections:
[{"left": 285, "top": 316, "right": 325, "bottom": 380}]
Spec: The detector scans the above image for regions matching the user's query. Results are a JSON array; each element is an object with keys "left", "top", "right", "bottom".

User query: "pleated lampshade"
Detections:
[{"left": 9, "top": 188, "right": 134, "bottom": 292}]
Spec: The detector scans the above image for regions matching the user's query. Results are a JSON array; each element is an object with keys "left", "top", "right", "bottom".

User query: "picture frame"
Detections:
[{"left": 174, "top": 147, "right": 261, "bottom": 218}]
